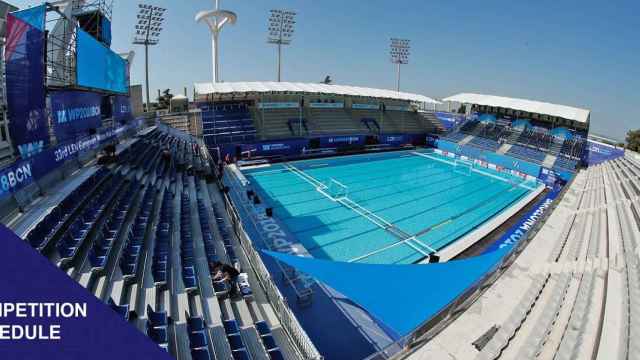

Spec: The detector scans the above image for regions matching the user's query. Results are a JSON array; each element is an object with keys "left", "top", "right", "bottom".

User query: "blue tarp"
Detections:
[{"left": 263, "top": 248, "right": 508, "bottom": 336}]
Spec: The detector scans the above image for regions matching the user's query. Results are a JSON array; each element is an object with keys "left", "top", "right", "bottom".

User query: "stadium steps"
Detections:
[
  {"left": 497, "top": 143, "right": 512, "bottom": 154},
  {"left": 410, "top": 157, "right": 640, "bottom": 360},
  {"left": 458, "top": 135, "right": 475, "bottom": 146},
  {"left": 418, "top": 111, "right": 446, "bottom": 134},
  {"left": 543, "top": 153, "right": 557, "bottom": 168}
]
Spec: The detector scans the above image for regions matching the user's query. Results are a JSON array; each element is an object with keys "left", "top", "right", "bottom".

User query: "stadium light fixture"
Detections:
[
  {"left": 267, "top": 9, "right": 296, "bottom": 82},
  {"left": 390, "top": 38, "right": 410, "bottom": 92},
  {"left": 133, "top": 3, "right": 166, "bottom": 112},
  {"left": 196, "top": 0, "right": 237, "bottom": 84}
]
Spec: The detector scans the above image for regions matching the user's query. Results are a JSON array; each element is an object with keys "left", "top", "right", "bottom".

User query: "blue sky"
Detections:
[{"left": 13, "top": 0, "right": 639, "bottom": 140}]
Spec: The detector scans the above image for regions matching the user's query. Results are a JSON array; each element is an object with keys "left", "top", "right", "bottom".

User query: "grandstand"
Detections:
[
  {"left": 4, "top": 125, "right": 318, "bottom": 360},
  {"left": 405, "top": 152, "right": 640, "bottom": 360},
  {"left": 194, "top": 82, "right": 444, "bottom": 158}
]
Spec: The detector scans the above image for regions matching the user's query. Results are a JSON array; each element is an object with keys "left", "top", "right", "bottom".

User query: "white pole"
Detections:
[
  {"left": 396, "top": 62, "right": 401, "bottom": 92},
  {"left": 211, "top": 33, "right": 218, "bottom": 83}
]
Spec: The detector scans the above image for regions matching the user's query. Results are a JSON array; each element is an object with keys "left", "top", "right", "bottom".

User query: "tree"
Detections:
[
  {"left": 157, "top": 89, "right": 173, "bottom": 110},
  {"left": 627, "top": 129, "right": 640, "bottom": 152}
]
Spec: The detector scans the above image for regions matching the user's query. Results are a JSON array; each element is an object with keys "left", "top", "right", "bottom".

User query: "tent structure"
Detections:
[
  {"left": 194, "top": 81, "right": 440, "bottom": 105},
  {"left": 263, "top": 247, "right": 509, "bottom": 336},
  {"left": 443, "top": 93, "right": 590, "bottom": 124}
]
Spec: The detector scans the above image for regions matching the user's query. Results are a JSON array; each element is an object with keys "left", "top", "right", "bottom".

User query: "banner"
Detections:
[
  {"left": 352, "top": 103, "right": 379, "bottom": 110},
  {"left": 50, "top": 91, "right": 103, "bottom": 142},
  {"left": 309, "top": 102, "right": 344, "bottom": 109},
  {"left": 257, "top": 102, "right": 299, "bottom": 110},
  {"left": 482, "top": 189, "right": 560, "bottom": 253},
  {"left": 0, "top": 119, "right": 144, "bottom": 199},
  {"left": 320, "top": 135, "right": 364, "bottom": 147},
  {"left": 112, "top": 95, "right": 133, "bottom": 124},
  {"left": 76, "top": 29, "right": 128, "bottom": 93},
  {"left": 5, "top": 6, "right": 49, "bottom": 158}
]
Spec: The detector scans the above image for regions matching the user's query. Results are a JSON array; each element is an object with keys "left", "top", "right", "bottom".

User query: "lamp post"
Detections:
[
  {"left": 133, "top": 4, "right": 166, "bottom": 113},
  {"left": 268, "top": 9, "right": 296, "bottom": 82},
  {"left": 390, "top": 38, "right": 410, "bottom": 92},
  {"left": 196, "top": 0, "right": 237, "bottom": 83}
]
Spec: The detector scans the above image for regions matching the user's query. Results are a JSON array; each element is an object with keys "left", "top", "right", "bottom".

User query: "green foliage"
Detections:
[{"left": 627, "top": 129, "right": 640, "bottom": 152}]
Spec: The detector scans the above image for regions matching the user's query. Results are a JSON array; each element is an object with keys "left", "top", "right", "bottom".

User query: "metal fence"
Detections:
[{"left": 218, "top": 178, "right": 323, "bottom": 360}]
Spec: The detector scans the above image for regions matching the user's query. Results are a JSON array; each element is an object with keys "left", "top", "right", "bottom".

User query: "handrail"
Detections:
[{"left": 220, "top": 191, "right": 323, "bottom": 359}]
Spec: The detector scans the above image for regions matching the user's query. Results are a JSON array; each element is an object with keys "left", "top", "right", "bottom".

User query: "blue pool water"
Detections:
[{"left": 242, "top": 150, "right": 539, "bottom": 264}]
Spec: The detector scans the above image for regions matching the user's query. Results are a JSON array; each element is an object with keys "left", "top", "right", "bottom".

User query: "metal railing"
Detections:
[{"left": 220, "top": 191, "right": 323, "bottom": 359}]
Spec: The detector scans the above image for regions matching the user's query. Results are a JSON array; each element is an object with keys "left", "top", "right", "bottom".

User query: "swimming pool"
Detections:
[{"left": 241, "top": 150, "right": 540, "bottom": 264}]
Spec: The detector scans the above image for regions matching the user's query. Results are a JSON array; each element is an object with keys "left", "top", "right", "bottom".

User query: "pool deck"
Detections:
[
  {"left": 224, "top": 150, "right": 547, "bottom": 359},
  {"left": 434, "top": 183, "right": 544, "bottom": 262}
]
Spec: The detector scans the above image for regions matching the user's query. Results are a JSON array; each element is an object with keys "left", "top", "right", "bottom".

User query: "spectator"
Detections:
[{"left": 209, "top": 261, "right": 241, "bottom": 296}]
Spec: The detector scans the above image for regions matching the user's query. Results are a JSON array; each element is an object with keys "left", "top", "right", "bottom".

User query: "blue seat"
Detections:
[
  {"left": 262, "top": 334, "right": 278, "bottom": 350},
  {"left": 187, "top": 315, "right": 206, "bottom": 333},
  {"left": 268, "top": 348, "right": 285, "bottom": 360},
  {"left": 147, "top": 324, "right": 168, "bottom": 344},
  {"left": 189, "top": 328, "right": 208, "bottom": 347},
  {"left": 191, "top": 348, "right": 211, "bottom": 360},
  {"left": 228, "top": 333, "right": 244, "bottom": 350},
  {"left": 108, "top": 298, "right": 129, "bottom": 321},
  {"left": 255, "top": 321, "right": 271, "bottom": 336},
  {"left": 232, "top": 349, "right": 250, "bottom": 360},
  {"left": 147, "top": 305, "right": 168, "bottom": 327},
  {"left": 223, "top": 319, "right": 240, "bottom": 335},
  {"left": 213, "top": 281, "right": 228, "bottom": 293}
]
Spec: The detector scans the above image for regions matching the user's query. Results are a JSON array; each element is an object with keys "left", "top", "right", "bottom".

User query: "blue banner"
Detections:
[
  {"left": 0, "top": 225, "right": 174, "bottom": 359},
  {"left": 381, "top": 134, "right": 406, "bottom": 145},
  {"left": 320, "top": 135, "right": 365, "bottom": 147},
  {"left": 112, "top": 95, "right": 133, "bottom": 124},
  {"left": 50, "top": 90, "right": 103, "bottom": 142},
  {"left": 0, "top": 120, "right": 143, "bottom": 199},
  {"left": 76, "top": 29, "right": 128, "bottom": 93},
  {"left": 483, "top": 189, "right": 560, "bottom": 253},
  {"left": 585, "top": 140, "right": 624, "bottom": 165},
  {"left": 5, "top": 6, "right": 49, "bottom": 158}
]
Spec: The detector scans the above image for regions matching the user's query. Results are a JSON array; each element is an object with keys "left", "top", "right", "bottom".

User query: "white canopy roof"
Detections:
[
  {"left": 194, "top": 81, "right": 440, "bottom": 104},
  {"left": 443, "top": 93, "right": 590, "bottom": 124}
]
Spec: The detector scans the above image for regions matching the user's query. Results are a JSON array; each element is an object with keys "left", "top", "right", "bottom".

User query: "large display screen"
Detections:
[{"left": 76, "top": 29, "right": 128, "bottom": 93}]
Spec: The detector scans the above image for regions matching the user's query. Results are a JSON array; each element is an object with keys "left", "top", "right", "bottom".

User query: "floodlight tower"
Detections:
[
  {"left": 390, "top": 38, "right": 410, "bottom": 92},
  {"left": 133, "top": 3, "right": 166, "bottom": 113},
  {"left": 196, "top": 0, "right": 237, "bottom": 83},
  {"left": 268, "top": 9, "right": 296, "bottom": 82}
]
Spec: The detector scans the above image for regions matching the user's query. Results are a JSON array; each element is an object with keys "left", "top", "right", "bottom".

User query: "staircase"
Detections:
[{"left": 418, "top": 112, "right": 446, "bottom": 134}]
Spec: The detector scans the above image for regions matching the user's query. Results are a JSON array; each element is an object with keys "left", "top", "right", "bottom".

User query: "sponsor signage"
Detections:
[
  {"left": 0, "top": 119, "right": 143, "bottom": 199},
  {"left": 320, "top": 135, "right": 363, "bottom": 147},
  {"left": 352, "top": 103, "right": 379, "bottom": 110},
  {"left": 5, "top": 6, "right": 49, "bottom": 158},
  {"left": 113, "top": 95, "right": 133, "bottom": 123},
  {"left": 258, "top": 102, "right": 299, "bottom": 110},
  {"left": 309, "top": 102, "right": 344, "bottom": 109},
  {"left": 50, "top": 91, "right": 103, "bottom": 142},
  {"left": 483, "top": 189, "right": 560, "bottom": 253},
  {"left": 385, "top": 104, "right": 410, "bottom": 111}
]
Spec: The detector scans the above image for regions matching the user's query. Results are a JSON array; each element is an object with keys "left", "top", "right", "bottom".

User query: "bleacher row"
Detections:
[
  {"left": 442, "top": 119, "right": 584, "bottom": 171},
  {"left": 218, "top": 104, "right": 442, "bottom": 143},
  {"left": 408, "top": 152, "right": 640, "bottom": 360},
  {"left": 11, "top": 126, "right": 299, "bottom": 360}
]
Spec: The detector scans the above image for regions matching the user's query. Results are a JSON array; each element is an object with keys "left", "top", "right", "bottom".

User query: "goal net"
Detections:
[
  {"left": 454, "top": 159, "right": 473, "bottom": 176},
  {"left": 324, "top": 178, "right": 349, "bottom": 200}
]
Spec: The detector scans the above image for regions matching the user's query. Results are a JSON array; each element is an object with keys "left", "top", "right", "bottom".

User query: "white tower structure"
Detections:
[{"left": 196, "top": 0, "right": 237, "bottom": 83}]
